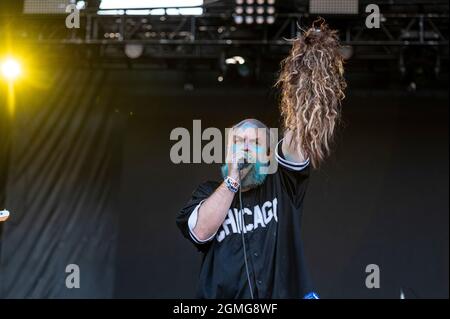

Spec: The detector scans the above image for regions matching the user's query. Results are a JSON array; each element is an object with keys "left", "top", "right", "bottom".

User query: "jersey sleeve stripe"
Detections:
[{"left": 275, "top": 139, "right": 310, "bottom": 171}]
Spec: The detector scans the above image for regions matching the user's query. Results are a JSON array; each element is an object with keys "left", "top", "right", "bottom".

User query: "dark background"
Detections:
[
  {"left": 0, "top": 68, "right": 448, "bottom": 299},
  {"left": 112, "top": 71, "right": 449, "bottom": 298}
]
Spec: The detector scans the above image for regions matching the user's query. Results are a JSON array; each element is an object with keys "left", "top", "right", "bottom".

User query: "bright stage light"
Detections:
[
  {"left": 100, "top": 0, "right": 203, "bottom": 9},
  {"left": 225, "top": 56, "right": 245, "bottom": 65},
  {"left": 233, "top": 0, "right": 277, "bottom": 25},
  {"left": 1, "top": 58, "right": 22, "bottom": 81}
]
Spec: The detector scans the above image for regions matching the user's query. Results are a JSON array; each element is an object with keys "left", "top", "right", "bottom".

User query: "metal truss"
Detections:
[
  {"left": 6, "top": 11, "right": 448, "bottom": 45},
  {"left": 0, "top": 5, "right": 448, "bottom": 65}
]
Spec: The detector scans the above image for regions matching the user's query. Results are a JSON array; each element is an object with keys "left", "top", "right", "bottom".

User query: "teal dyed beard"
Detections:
[{"left": 221, "top": 160, "right": 267, "bottom": 190}]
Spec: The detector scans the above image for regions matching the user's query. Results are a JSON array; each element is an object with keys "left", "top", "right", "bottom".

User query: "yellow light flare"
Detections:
[
  {"left": 1, "top": 57, "right": 22, "bottom": 81},
  {"left": 6, "top": 82, "right": 15, "bottom": 116}
]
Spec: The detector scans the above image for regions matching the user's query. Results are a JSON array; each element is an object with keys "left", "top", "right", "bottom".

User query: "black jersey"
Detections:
[{"left": 176, "top": 141, "right": 313, "bottom": 299}]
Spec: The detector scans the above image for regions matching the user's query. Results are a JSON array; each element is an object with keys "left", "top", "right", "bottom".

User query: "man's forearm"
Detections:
[
  {"left": 192, "top": 181, "right": 236, "bottom": 241},
  {"left": 282, "top": 130, "right": 307, "bottom": 163}
]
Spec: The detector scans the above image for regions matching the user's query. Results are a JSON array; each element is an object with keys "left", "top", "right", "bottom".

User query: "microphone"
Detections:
[{"left": 238, "top": 159, "right": 250, "bottom": 170}]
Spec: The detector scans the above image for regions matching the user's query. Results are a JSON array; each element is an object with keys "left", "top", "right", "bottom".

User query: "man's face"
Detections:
[
  {"left": 222, "top": 125, "right": 270, "bottom": 190},
  {"left": 232, "top": 126, "right": 269, "bottom": 167}
]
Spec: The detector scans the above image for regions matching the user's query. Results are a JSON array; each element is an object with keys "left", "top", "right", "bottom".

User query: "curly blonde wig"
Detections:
[{"left": 275, "top": 18, "right": 347, "bottom": 169}]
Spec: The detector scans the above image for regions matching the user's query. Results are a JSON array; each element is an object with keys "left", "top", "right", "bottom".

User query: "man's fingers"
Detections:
[{"left": 227, "top": 150, "right": 248, "bottom": 164}]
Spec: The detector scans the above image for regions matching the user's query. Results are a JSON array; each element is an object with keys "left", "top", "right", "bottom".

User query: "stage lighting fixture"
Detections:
[
  {"left": 76, "top": 1, "right": 86, "bottom": 9},
  {"left": 225, "top": 56, "right": 245, "bottom": 65},
  {"left": 309, "top": 0, "right": 358, "bottom": 15},
  {"left": 100, "top": 0, "right": 204, "bottom": 9},
  {"left": 98, "top": 0, "right": 204, "bottom": 16},
  {"left": 339, "top": 45, "right": 354, "bottom": 60},
  {"left": 125, "top": 44, "right": 144, "bottom": 59},
  {"left": 266, "top": 16, "right": 275, "bottom": 24},
  {"left": 234, "top": 15, "right": 244, "bottom": 24},
  {"left": 23, "top": 0, "right": 70, "bottom": 14},
  {"left": 233, "top": 0, "right": 276, "bottom": 25},
  {"left": 23, "top": 0, "right": 87, "bottom": 14}
]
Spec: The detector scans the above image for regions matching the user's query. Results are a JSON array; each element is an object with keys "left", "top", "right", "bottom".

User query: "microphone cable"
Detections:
[{"left": 238, "top": 167, "right": 255, "bottom": 300}]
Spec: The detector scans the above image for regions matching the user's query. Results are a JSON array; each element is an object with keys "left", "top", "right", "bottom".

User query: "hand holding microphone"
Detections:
[
  {"left": 238, "top": 158, "right": 250, "bottom": 170},
  {"left": 226, "top": 149, "right": 252, "bottom": 180}
]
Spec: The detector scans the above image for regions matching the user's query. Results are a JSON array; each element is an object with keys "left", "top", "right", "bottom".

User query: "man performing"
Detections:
[{"left": 176, "top": 20, "right": 347, "bottom": 299}]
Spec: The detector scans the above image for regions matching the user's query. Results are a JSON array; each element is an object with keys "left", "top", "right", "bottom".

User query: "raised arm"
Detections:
[
  {"left": 275, "top": 18, "right": 346, "bottom": 169},
  {"left": 282, "top": 130, "right": 308, "bottom": 164}
]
